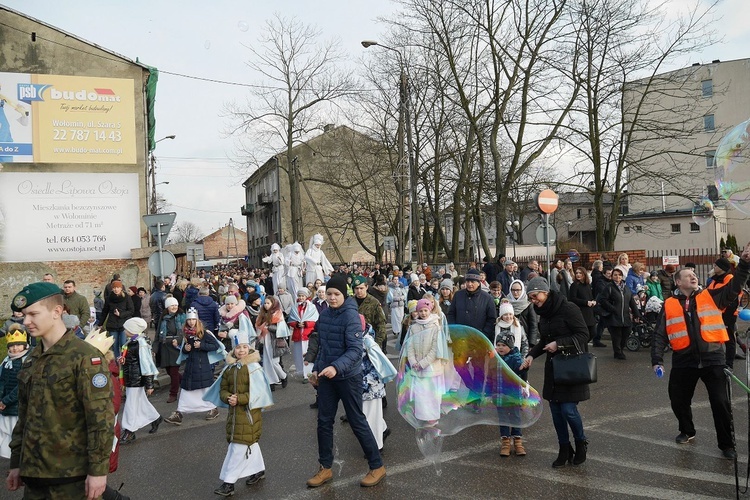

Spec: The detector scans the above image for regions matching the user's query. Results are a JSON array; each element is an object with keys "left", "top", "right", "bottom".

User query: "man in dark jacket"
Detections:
[
  {"left": 190, "top": 286, "right": 221, "bottom": 332},
  {"left": 149, "top": 281, "right": 167, "bottom": 328},
  {"left": 447, "top": 268, "right": 497, "bottom": 410},
  {"left": 496, "top": 260, "right": 517, "bottom": 296},
  {"left": 656, "top": 264, "right": 676, "bottom": 298},
  {"left": 652, "top": 244, "right": 750, "bottom": 460},
  {"left": 307, "top": 275, "right": 385, "bottom": 488},
  {"left": 520, "top": 260, "right": 539, "bottom": 283},
  {"left": 591, "top": 267, "right": 612, "bottom": 348}
]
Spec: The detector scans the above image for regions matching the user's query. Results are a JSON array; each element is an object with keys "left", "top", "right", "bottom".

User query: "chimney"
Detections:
[
  {"left": 712, "top": 59, "right": 721, "bottom": 63},
  {"left": 323, "top": 124, "right": 335, "bottom": 132},
  {"left": 692, "top": 62, "right": 701, "bottom": 66}
]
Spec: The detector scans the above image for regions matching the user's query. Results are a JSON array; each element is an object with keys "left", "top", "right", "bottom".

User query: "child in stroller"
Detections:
[{"left": 627, "top": 286, "right": 662, "bottom": 352}]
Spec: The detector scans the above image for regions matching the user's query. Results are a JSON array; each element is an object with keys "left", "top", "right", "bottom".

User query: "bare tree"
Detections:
[
  {"left": 169, "top": 221, "right": 204, "bottom": 243},
  {"left": 563, "top": 0, "right": 718, "bottom": 250},
  {"left": 226, "top": 14, "right": 358, "bottom": 243}
]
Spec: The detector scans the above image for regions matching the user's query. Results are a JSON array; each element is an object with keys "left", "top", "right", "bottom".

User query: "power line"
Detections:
[{"left": 167, "top": 203, "right": 242, "bottom": 214}]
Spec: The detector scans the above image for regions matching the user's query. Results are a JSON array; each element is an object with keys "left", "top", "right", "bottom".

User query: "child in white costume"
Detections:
[
  {"left": 208, "top": 320, "right": 274, "bottom": 497},
  {"left": 287, "top": 288, "right": 319, "bottom": 381},
  {"left": 119, "top": 317, "right": 162, "bottom": 444}
]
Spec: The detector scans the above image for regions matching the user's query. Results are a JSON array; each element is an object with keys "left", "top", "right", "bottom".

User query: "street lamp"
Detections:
[
  {"left": 362, "top": 40, "right": 419, "bottom": 265},
  {"left": 505, "top": 220, "right": 519, "bottom": 259},
  {"left": 149, "top": 135, "right": 176, "bottom": 215}
]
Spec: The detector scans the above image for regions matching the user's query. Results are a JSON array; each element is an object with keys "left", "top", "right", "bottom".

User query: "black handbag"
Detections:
[{"left": 551, "top": 338, "right": 597, "bottom": 385}]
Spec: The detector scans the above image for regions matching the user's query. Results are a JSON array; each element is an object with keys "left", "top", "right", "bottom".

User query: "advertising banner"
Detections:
[
  {"left": 0, "top": 172, "right": 140, "bottom": 262},
  {"left": 0, "top": 72, "right": 136, "bottom": 164}
]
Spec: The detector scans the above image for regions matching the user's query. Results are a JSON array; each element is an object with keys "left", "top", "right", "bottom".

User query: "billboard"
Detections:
[
  {"left": 0, "top": 72, "right": 136, "bottom": 164},
  {"left": 0, "top": 172, "right": 140, "bottom": 262}
]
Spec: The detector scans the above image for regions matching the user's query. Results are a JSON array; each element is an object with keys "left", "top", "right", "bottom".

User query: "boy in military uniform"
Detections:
[{"left": 5, "top": 282, "right": 114, "bottom": 500}]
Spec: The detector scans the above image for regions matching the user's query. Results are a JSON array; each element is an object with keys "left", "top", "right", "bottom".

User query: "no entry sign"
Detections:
[{"left": 537, "top": 189, "right": 559, "bottom": 214}]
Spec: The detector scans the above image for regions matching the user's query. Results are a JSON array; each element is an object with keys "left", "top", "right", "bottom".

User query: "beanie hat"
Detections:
[
  {"left": 416, "top": 298, "right": 432, "bottom": 312},
  {"left": 123, "top": 317, "right": 148, "bottom": 336},
  {"left": 129, "top": 286, "right": 138, "bottom": 294},
  {"left": 297, "top": 288, "right": 310, "bottom": 297},
  {"left": 326, "top": 274, "right": 349, "bottom": 298},
  {"left": 498, "top": 302, "right": 514, "bottom": 317},
  {"left": 410, "top": 273, "right": 420, "bottom": 284},
  {"left": 465, "top": 269, "right": 481, "bottom": 282},
  {"left": 494, "top": 330, "right": 515, "bottom": 348},
  {"left": 11, "top": 282, "right": 63, "bottom": 312},
  {"left": 407, "top": 300, "right": 419, "bottom": 313},
  {"left": 526, "top": 277, "right": 550, "bottom": 294},
  {"left": 111, "top": 280, "right": 123, "bottom": 288},
  {"left": 715, "top": 258, "right": 731, "bottom": 272},
  {"left": 62, "top": 314, "right": 80, "bottom": 329},
  {"left": 224, "top": 295, "right": 238, "bottom": 305},
  {"left": 439, "top": 279, "right": 454, "bottom": 290},
  {"left": 186, "top": 307, "right": 199, "bottom": 320},
  {"left": 165, "top": 297, "right": 179, "bottom": 308}
]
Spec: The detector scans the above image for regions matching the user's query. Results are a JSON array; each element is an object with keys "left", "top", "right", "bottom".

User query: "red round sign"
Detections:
[{"left": 537, "top": 189, "right": 559, "bottom": 214}]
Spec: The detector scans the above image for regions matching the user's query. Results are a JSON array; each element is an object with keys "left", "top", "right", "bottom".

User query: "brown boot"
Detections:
[
  {"left": 514, "top": 437, "right": 527, "bottom": 456},
  {"left": 306, "top": 466, "right": 332, "bottom": 488},
  {"left": 360, "top": 466, "right": 386, "bottom": 487},
  {"left": 500, "top": 436, "right": 511, "bottom": 457}
]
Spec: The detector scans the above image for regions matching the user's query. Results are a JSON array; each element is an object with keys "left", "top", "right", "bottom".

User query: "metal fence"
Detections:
[{"left": 645, "top": 248, "right": 719, "bottom": 286}]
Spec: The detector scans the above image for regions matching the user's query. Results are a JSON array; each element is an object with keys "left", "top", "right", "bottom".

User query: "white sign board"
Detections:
[
  {"left": 0, "top": 172, "right": 140, "bottom": 262},
  {"left": 662, "top": 255, "right": 680, "bottom": 266}
]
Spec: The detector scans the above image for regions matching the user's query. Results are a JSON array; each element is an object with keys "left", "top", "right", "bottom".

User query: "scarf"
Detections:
[
  {"left": 3, "top": 349, "right": 29, "bottom": 369},
  {"left": 507, "top": 279, "right": 530, "bottom": 316},
  {"left": 184, "top": 326, "right": 197, "bottom": 338}
]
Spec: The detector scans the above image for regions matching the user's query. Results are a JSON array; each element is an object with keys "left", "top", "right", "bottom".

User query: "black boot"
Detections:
[
  {"left": 214, "top": 482, "right": 235, "bottom": 496},
  {"left": 573, "top": 439, "right": 588, "bottom": 465},
  {"left": 552, "top": 443, "right": 574, "bottom": 468}
]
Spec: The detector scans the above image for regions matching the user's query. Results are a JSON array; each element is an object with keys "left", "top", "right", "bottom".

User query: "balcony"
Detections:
[
  {"left": 258, "top": 193, "right": 273, "bottom": 205},
  {"left": 241, "top": 204, "right": 254, "bottom": 216}
]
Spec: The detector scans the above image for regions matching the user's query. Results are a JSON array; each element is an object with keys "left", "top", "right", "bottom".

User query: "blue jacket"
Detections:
[
  {"left": 181, "top": 332, "right": 220, "bottom": 391},
  {"left": 0, "top": 354, "right": 26, "bottom": 416},
  {"left": 447, "top": 288, "right": 497, "bottom": 341},
  {"left": 190, "top": 295, "right": 221, "bottom": 332},
  {"left": 182, "top": 286, "right": 200, "bottom": 309},
  {"left": 313, "top": 297, "right": 363, "bottom": 379},
  {"left": 625, "top": 268, "right": 645, "bottom": 295}
]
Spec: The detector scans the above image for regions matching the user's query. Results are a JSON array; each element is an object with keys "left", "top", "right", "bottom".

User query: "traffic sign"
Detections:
[
  {"left": 383, "top": 236, "right": 396, "bottom": 252},
  {"left": 536, "top": 189, "right": 559, "bottom": 214},
  {"left": 186, "top": 243, "right": 204, "bottom": 262},
  {"left": 148, "top": 250, "right": 176, "bottom": 277},
  {"left": 536, "top": 223, "right": 557, "bottom": 245},
  {"left": 568, "top": 249, "right": 580, "bottom": 263},
  {"left": 143, "top": 212, "right": 176, "bottom": 238}
]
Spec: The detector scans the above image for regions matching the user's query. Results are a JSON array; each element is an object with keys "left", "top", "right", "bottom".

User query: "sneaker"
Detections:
[
  {"left": 614, "top": 352, "right": 627, "bottom": 360},
  {"left": 722, "top": 448, "right": 737, "bottom": 460},
  {"left": 164, "top": 411, "right": 183, "bottom": 425},
  {"left": 245, "top": 471, "right": 266, "bottom": 485},
  {"left": 206, "top": 408, "right": 220, "bottom": 420},
  {"left": 360, "top": 466, "right": 386, "bottom": 487},
  {"left": 306, "top": 466, "right": 333, "bottom": 488},
  {"left": 120, "top": 430, "right": 136, "bottom": 445},
  {"left": 281, "top": 376, "right": 288, "bottom": 389},
  {"left": 592, "top": 341, "right": 607, "bottom": 347},
  {"left": 213, "top": 482, "right": 235, "bottom": 496},
  {"left": 675, "top": 433, "right": 695, "bottom": 444},
  {"left": 382, "top": 428, "right": 391, "bottom": 442}
]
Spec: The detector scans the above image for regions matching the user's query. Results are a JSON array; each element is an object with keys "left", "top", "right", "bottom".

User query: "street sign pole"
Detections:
[
  {"left": 536, "top": 190, "right": 559, "bottom": 281},
  {"left": 156, "top": 222, "right": 165, "bottom": 278},
  {"left": 544, "top": 214, "right": 550, "bottom": 279}
]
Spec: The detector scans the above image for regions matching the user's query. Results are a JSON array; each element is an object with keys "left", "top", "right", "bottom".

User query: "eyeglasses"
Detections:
[{"left": 511, "top": 288, "right": 523, "bottom": 292}]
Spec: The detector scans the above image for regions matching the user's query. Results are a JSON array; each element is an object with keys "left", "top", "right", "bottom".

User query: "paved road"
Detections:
[{"left": 3, "top": 333, "right": 750, "bottom": 499}]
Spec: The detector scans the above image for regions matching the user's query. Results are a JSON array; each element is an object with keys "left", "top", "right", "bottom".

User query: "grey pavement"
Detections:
[{"left": 4, "top": 328, "right": 750, "bottom": 499}]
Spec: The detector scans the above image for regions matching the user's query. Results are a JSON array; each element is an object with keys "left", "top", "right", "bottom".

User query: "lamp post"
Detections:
[
  {"left": 148, "top": 135, "right": 176, "bottom": 215},
  {"left": 362, "top": 40, "right": 419, "bottom": 265},
  {"left": 505, "top": 220, "right": 519, "bottom": 259}
]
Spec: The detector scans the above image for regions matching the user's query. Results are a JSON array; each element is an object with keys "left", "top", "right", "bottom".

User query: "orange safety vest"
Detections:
[
  {"left": 664, "top": 289, "right": 728, "bottom": 350},
  {"left": 707, "top": 273, "right": 742, "bottom": 316}
]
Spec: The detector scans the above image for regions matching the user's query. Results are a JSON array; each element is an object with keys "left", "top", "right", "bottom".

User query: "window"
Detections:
[
  {"left": 635, "top": 226, "right": 643, "bottom": 233},
  {"left": 702, "top": 79, "right": 713, "bottom": 97},
  {"left": 706, "top": 150, "right": 716, "bottom": 168},
  {"left": 690, "top": 222, "right": 700, "bottom": 232},
  {"left": 624, "top": 226, "right": 631, "bottom": 234},
  {"left": 219, "top": 251, "right": 223, "bottom": 257},
  {"left": 588, "top": 208, "right": 593, "bottom": 216},
  {"left": 576, "top": 208, "right": 582, "bottom": 219},
  {"left": 707, "top": 185, "right": 719, "bottom": 201},
  {"left": 671, "top": 223, "right": 681, "bottom": 233},
  {"left": 704, "top": 114, "right": 715, "bottom": 131}
]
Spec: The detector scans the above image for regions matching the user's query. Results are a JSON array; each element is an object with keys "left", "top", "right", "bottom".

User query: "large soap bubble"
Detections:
[
  {"left": 715, "top": 118, "right": 750, "bottom": 215},
  {"left": 691, "top": 197, "right": 714, "bottom": 226},
  {"left": 396, "top": 324, "right": 543, "bottom": 469}
]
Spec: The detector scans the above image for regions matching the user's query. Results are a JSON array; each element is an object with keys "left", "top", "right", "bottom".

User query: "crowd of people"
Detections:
[{"left": 3, "top": 242, "right": 750, "bottom": 497}]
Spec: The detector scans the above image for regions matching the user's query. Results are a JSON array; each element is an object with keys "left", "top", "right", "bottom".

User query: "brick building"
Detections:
[{"left": 201, "top": 223, "right": 248, "bottom": 261}]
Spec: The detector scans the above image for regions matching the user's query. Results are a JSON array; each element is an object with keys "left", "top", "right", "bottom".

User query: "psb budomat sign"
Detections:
[{"left": 0, "top": 71, "right": 136, "bottom": 164}]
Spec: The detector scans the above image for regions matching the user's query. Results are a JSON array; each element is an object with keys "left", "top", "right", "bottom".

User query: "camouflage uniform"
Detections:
[
  {"left": 357, "top": 294, "right": 388, "bottom": 346},
  {"left": 10, "top": 330, "right": 114, "bottom": 493}
]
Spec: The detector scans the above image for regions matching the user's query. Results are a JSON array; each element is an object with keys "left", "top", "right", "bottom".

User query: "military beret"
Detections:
[
  {"left": 352, "top": 275, "right": 367, "bottom": 288},
  {"left": 11, "top": 282, "right": 63, "bottom": 312}
]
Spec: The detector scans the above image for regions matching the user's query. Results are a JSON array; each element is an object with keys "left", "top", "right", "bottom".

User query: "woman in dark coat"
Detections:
[
  {"left": 154, "top": 297, "right": 186, "bottom": 403},
  {"left": 100, "top": 279, "right": 135, "bottom": 356},
  {"left": 521, "top": 277, "right": 590, "bottom": 468},
  {"left": 596, "top": 268, "right": 641, "bottom": 360},
  {"left": 568, "top": 267, "right": 596, "bottom": 351}
]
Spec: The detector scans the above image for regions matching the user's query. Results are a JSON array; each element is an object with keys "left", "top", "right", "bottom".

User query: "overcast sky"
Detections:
[{"left": 3, "top": 0, "right": 748, "bottom": 237}]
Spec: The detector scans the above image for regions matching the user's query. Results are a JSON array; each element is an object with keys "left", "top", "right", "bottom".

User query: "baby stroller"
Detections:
[{"left": 626, "top": 290, "right": 662, "bottom": 352}]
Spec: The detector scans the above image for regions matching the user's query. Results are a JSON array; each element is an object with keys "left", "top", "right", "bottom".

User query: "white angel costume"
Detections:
[
  {"left": 304, "top": 234, "right": 333, "bottom": 285},
  {"left": 262, "top": 243, "right": 286, "bottom": 295},
  {"left": 285, "top": 242, "right": 305, "bottom": 297}
]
